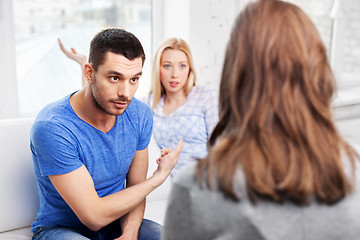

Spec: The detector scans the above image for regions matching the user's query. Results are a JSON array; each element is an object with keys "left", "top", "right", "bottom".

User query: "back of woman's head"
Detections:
[
  {"left": 150, "top": 38, "right": 196, "bottom": 109},
  {"left": 197, "top": 0, "right": 358, "bottom": 205}
]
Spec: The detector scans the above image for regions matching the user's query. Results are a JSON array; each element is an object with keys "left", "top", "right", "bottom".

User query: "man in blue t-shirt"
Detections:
[{"left": 30, "top": 28, "right": 182, "bottom": 240}]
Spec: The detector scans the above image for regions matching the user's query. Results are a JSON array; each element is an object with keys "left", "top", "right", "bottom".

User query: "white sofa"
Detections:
[{"left": 0, "top": 117, "right": 171, "bottom": 239}]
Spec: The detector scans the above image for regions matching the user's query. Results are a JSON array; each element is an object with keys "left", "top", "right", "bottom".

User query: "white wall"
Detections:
[
  {"left": 153, "top": 0, "right": 252, "bottom": 89},
  {"left": 152, "top": 0, "right": 190, "bottom": 51},
  {"left": 188, "top": 0, "right": 238, "bottom": 88}
]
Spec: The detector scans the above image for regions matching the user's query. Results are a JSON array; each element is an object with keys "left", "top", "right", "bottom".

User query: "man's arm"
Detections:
[
  {"left": 119, "top": 148, "right": 149, "bottom": 239},
  {"left": 49, "top": 141, "right": 182, "bottom": 232}
]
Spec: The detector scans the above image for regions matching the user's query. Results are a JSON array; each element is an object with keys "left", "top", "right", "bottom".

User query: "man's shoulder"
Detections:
[
  {"left": 127, "top": 97, "right": 152, "bottom": 117},
  {"left": 35, "top": 94, "right": 72, "bottom": 123},
  {"left": 32, "top": 94, "right": 76, "bottom": 136},
  {"left": 130, "top": 97, "right": 150, "bottom": 108},
  {"left": 122, "top": 97, "right": 153, "bottom": 149}
]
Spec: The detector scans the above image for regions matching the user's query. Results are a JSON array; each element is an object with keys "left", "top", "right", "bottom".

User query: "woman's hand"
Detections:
[
  {"left": 58, "top": 38, "right": 88, "bottom": 87},
  {"left": 58, "top": 38, "right": 87, "bottom": 66}
]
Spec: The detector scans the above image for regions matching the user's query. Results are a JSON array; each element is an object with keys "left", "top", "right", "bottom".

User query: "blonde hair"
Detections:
[
  {"left": 197, "top": 0, "right": 358, "bottom": 205},
  {"left": 150, "top": 38, "right": 196, "bottom": 109}
]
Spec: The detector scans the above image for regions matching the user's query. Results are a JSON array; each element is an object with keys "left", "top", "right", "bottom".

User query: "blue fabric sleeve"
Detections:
[
  {"left": 137, "top": 103, "right": 153, "bottom": 151},
  {"left": 31, "top": 120, "right": 83, "bottom": 176}
]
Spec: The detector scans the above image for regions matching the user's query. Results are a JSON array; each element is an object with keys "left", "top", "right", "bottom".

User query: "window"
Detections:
[
  {"left": 1, "top": 0, "right": 359, "bottom": 120},
  {"left": 286, "top": 0, "right": 360, "bottom": 112},
  {"left": 286, "top": 0, "right": 359, "bottom": 83},
  {"left": 0, "top": 0, "right": 152, "bottom": 119}
]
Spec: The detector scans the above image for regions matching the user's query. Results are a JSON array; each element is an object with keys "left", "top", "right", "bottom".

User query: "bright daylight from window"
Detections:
[
  {"left": 287, "top": 0, "right": 360, "bottom": 119},
  {"left": 12, "top": 0, "right": 152, "bottom": 116}
]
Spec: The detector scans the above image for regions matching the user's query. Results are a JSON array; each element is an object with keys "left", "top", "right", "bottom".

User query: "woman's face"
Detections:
[{"left": 160, "top": 49, "right": 190, "bottom": 95}]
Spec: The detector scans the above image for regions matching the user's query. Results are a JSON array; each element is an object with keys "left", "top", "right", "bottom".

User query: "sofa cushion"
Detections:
[
  {"left": 0, "top": 118, "right": 38, "bottom": 233},
  {"left": 0, "top": 227, "right": 32, "bottom": 240}
]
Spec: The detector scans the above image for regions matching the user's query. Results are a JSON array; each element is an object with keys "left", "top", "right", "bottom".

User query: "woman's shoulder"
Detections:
[
  {"left": 191, "top": 85, "right": 218, "bottom": 95},
  {"left": 172, "top": 162, "right": 198, "bottom": 188},
  {"left": 189, "top": 85, "right": 218, "bottom": 103},
  {"left": 172, "top": 161, "right": 248, "bottom": 200}
]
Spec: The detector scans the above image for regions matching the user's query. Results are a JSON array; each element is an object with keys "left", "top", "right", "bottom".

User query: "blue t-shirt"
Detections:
[{"left": 30, "top": 93, "right": 153, "bottom": 231}]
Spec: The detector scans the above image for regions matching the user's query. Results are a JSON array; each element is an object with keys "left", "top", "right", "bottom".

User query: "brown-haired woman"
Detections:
[{"left": 162, "top": 0, "right": 360, "bottom": 239}]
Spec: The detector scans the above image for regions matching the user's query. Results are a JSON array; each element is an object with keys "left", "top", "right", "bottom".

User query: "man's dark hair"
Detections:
[{"left": 88, "top": 28, "right": 145, "bottom": 71}]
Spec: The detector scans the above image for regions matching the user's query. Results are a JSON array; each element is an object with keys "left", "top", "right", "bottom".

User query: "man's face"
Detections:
[{"left": 90, "top": 52, "right": 143, "bottom": 116}]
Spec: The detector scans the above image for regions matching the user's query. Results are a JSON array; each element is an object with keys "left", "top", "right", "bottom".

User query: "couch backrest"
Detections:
[{"left": 0, "top": 118, "right": 38, "bottom": 233}]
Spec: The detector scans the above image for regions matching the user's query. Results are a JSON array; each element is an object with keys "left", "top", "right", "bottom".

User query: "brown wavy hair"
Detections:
[{"left": 196, "top": 0, "right": 358, "bottom": 205}]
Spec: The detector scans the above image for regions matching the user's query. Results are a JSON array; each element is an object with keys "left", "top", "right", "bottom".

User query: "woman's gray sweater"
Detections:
[{"left": 162, "top": 153, "right": 360, "bottom": 240}]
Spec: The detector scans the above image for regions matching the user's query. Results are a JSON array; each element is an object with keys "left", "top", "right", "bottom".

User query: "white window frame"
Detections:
[
  {"left": 0, "top": 0, "right": 19, "bottom": 119},
  {"left": 329, "top": 0, "right": 359, "bottom": 89},
  {"left": 329, "top": 0, "right": 360, "bottom": 121}
]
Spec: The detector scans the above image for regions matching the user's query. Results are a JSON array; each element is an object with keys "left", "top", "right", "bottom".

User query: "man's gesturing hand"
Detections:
[{"left": 153, "top": 140, "right": 183, "bottom": 180}]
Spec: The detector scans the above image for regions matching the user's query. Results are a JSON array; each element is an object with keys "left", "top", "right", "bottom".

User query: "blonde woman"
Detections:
[
  {"left": 58, "top": 37, "right": 218, "bottom": 177},
  {"left": 162, "top": 0, "right": 360, "bottom": 239},
  {"left": 146, "top": 38, "right": 218, "bottom": 176}
]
